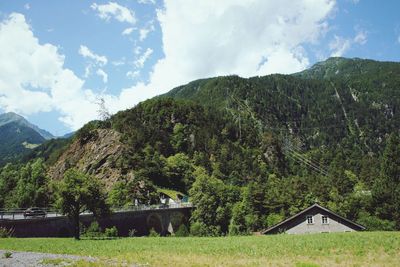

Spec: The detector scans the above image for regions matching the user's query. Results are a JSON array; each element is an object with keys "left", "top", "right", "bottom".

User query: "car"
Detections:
[{"left": 23, "top": 207, "right": 46, "bottom": 218}]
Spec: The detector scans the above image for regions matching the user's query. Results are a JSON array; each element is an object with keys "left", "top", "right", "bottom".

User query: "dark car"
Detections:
[{"left": 23, "top": 207, "right": 46, "bottom": 218}]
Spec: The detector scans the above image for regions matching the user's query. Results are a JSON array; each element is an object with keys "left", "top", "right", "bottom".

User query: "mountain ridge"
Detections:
[
  {"left": 1, "top": 57, "right": 400, "bottom": 231},
  {"left": 0, "top": 112, "right": 54, "bottom": 140}
]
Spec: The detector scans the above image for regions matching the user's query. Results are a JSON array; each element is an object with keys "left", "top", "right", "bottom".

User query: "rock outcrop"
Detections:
[{"left": 49, "top": 129, "right": 127, "bottom": 187}]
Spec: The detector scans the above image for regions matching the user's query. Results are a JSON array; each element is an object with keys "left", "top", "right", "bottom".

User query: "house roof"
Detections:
[{"left": 262, "top": 203, "right": 366, "bottom": 234}]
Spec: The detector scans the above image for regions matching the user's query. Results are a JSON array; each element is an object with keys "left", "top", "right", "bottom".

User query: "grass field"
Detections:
[{"left": 0, "top": 232, "right": 399, "bottom": 266}]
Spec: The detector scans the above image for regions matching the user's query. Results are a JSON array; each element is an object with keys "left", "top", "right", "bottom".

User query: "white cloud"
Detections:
[
  {"left": 122, "top": 27, "right": 134, "bottom": 35},
  {"left": 96, "top": 69, "right": 108, "bottom": 83},
  {"left": 79, "top": 45, "right": 107, "bottom": 66},
  {"left": 24, "top": 3, "right": 30, "bottom": 10},
  {"left": 134, "top": 46, "right": 142, "bottom": 55},
  {"left": 126, "top": 70, "right": 140, "bottom": 79},
  {"left": 138, "top": 0, "right": 156, "bottom": 5},
  {"left": 134, "top": 48, "right": 153, "bottom": 68},
  {"left": 139, "top": 22, "right": 155, "bottom": 41},
  {"left": 354, "top": 30, "right": 367, "bottom": 45},
  {"left": 112, "top": 58, "right": 126, "bottom": 66},
  {"left": 329, "top": 29, "right": 367, "bottom": 57},
  {"left": 91, "top": 2, "right": 136, "bottom": 24},
  {"left": 0, "top": 13, "right": 99, "bottom": 130},
  {"left": 349, "top": 0, "right": 360, "bottom": 4},
  {"left": 329, "top": 35, "right": 351, "bottom": 57},
  {"left": 116, "top": 0, "right": 336, "bottom": 107},
  {"left": 0, "top": 1, "right": 339, "bottom": 131}
]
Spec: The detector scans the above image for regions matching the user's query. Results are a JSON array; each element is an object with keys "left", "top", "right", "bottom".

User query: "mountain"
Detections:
[
  {"left": 294, "top": 57, "right": 400, "bottom": 80},
  {"left": 2, "top": 57, "right": 400, "bottom": 231},
  {"left": 0, "top": 121, "right": 46, "bottom": 166},
  {"left": 32, "top": 57, "right": 398, "bottom": 191},
  {"left": 164, "top": 57, "right": 400, "bottom": 153},
  {"left": 0, "top": 112, "right": 55, "bottom": 166},
  {"left": 0, "top": 112, "right": 54, "bottom": 140}
]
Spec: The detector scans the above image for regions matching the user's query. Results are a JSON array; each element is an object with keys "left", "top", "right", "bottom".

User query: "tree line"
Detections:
[{"left": 1, "top": 97, "right": 399, "bottom": 237}]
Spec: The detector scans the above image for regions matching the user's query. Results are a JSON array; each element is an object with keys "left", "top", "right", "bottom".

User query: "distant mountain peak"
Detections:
[
  {"left": 294, "top": 57, "right": 399, "bottom": 80},
  {"left": 0, "top": 112, "right": 54, "bottom": 140}
]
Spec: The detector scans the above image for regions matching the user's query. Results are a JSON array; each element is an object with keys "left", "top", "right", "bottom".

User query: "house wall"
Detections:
[
  {"left": 286, "top": 212, "right": 355, "bottom": 234},
  {"left": 266, "top": 206, "right": 362, "bottom": 234}
]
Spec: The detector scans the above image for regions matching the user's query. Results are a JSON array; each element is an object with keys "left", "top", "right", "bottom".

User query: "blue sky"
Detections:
[{"left": 0, "top": 0, "right": 399, "bottom": 135}]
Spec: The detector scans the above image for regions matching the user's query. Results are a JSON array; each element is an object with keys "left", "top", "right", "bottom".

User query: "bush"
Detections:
[
  {"left": 175, "top": 224, "right": 189, "bottom": 237},
  {"left": 190, "top": 221, "right": 220, "bottom": 237},
  {"left": 149, "top": 228, "right": 160, "bottom": 237},
  {"left": 357, "top": 211, "right": 396, "bottom": 231},
  {"left": 266, "top": 213, "right": 284, "bottom": 228},
  {"left": 104, "top": 226, "right": 118, "bottom": 237},
  {"left": 128, "top": 229, "right": 137, "bottom": 237},
  {"left": 0, "top": 227, "right": 12, "bottom": 238},
  {"left": 3, "top": 251, "right": 12, "bottom": 258},
  {"left": 228, "top": 222, "right": 242, "bottom": 236},
  {"left": 82, "top": 221, "right": 103, "bottom": 238}
]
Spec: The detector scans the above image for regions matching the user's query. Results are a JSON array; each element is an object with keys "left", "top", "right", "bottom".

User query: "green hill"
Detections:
[{"left": 1, "top": 57, "right": 399, "bottom": 233}]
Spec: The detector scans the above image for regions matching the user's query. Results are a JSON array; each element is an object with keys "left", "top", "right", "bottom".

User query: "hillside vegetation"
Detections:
[
  {"left": 0, "top": 57, "right": 399, "bottom": 234},
  {"left": 0, "top": 122, "right": 45, "bottom": 166}
]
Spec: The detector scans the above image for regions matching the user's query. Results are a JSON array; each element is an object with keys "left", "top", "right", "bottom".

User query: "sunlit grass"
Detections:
[{"left": 1, "top": 232, "right": 399, "bottom": 266}]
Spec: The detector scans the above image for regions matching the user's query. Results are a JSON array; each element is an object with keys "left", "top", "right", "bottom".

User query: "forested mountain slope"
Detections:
[
  {"left": 1, "top": 57, "right": 399, "bottom": 233},
  {"left": 0, "top": 121, "right": 46, "bottom": 166},
  {"left": 165, "top": 57, "right": 400, "bottom": 154}
]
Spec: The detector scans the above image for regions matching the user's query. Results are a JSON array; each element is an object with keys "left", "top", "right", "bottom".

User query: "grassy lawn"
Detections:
[{"left": 0, "top": 232, "right": 399, "bottom": 266}]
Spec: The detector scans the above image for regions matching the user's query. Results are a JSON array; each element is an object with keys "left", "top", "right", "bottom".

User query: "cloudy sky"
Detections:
[{"left": 0, "top": 0, "right": 399, "bottom": 135}]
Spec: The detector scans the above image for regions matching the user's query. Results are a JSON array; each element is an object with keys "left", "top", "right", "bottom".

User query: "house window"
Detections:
[
  {"left": 322, "top": 215, "right": 329, "bottom": 224},
  {"left": 306, "top": 215, "right": 314, "bottom": 224}
]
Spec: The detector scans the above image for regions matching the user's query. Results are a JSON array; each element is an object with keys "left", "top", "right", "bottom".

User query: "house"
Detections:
[
  {"left": 159, "top": 190, "right": 188, "bottom": 206},
  {"left": 262, "top": 203, "right": 366, "bottom": 235}
]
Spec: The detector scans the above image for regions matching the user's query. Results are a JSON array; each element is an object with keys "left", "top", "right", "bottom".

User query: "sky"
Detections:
[{"left": 0, "top": 0, "right": 399, "bottom": 136}]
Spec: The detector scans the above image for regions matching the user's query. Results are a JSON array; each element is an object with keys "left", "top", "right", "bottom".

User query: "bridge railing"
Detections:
[
  {"left": 111, "top": 202, "right": 193, "bottom": 213},
  {"left": 0, "top": 207, "right": 61, "bottom": 220},
  {"left": 0, "top": 202, "right": 193, "bottom": 220}
]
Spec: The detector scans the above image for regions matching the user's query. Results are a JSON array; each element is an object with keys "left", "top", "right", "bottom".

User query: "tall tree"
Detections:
[
  {"left": 57, "top": 168, "right": 109, "bottom": 239},
  {"left": 189, "top": 167, "right": 238, "bottom": 235}
]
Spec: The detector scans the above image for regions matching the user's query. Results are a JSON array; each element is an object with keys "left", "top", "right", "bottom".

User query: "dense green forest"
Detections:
[{"left": 0, "top": 57, "right": 399, "bottom": 234}]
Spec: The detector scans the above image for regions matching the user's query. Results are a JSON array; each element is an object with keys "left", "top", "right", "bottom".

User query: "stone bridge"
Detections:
[{"left": 0, "top": 204, "right": 193, "bottom": 238}]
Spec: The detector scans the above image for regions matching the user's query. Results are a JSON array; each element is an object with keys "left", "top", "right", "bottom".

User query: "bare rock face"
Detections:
[{"left": 48, "top": 129, "right": 127, "bottom": 187}]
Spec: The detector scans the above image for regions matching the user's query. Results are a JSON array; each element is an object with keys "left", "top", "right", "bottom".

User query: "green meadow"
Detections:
[{"left": 0, "top": 232, "right": 399, "bottom": 266}]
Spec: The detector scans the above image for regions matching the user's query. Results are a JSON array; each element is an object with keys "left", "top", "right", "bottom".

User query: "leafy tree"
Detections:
[
  {"left": 57, "top": 168, "right": 109, "bottom": 239},
  {"left": 107, "top": 172, "right": 159, "bottom": 207},
  {"left": 189, "top": 167, "right": 238, "bottom": 236},
  {"left": 164, "top": 153, "right": 194, "bottom": 192}
]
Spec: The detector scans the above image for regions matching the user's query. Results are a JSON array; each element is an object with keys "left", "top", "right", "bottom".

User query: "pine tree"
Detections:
[{"left": 373, "top": 133, "right": 400, "bottom": 228}]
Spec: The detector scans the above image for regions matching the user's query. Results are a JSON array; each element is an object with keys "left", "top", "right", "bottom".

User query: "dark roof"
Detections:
[{"left": 262, "top": 203, "right": 366, "bottom": 234}]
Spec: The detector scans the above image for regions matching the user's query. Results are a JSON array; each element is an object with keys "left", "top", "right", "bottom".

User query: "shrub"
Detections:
[
  {"left": 175, "top": 224, "right": 189, "bottom": 237},
  {"left": 190, "top": 221, "right": 220, "bottom": 237},
  {"left": 104, "top": 226, "right": 118, "bottom": 237},
  {"left": 0, "top": 227, "right": 12, "bottom": 238},
  {"left": 3, "top": 252, "right": 12, "bottom": 258},
  {"left": 266, "top": 213, "right": 284, "bottom": 228},
  {"left": 357, "top": 211, "right": 396, "bottom": 231},
  {"left": 149, "top": 228, "right": 160, "bottom": 237},
  {"left": 228, "top": 222, "right": 241, "bottom": 236},
  {"left": 82, "top": 221, "right": 103, "bottom": 238},
  {"left": 128, "top": 229, "right": 137, "bottom": 237}
]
